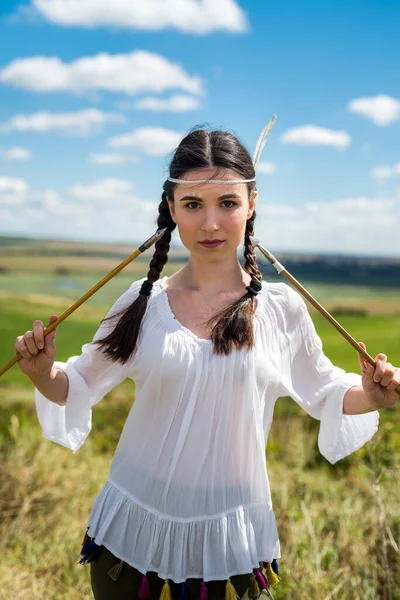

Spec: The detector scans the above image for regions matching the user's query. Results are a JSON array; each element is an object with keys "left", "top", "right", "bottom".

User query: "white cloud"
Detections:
[
  {"left": 0, "top": 109, "right": 124, "bottom": 136},
  {"left": 371, "top": 163, "right": 400, "bottom": 180},
  {"left": 89, "top": 153, "right": 138, "bottom": 165},
  {"left": 0, "top": 178, "right": 159, "bottom": 242},
  {"left": 348, "top": 95, "right": 400, "bottom": 126},
  {"left": 0, "top": 146, "right": 32, "bottom": 160},
  {"left": 256, "top": 161, "right": 276, "bottom": 174},
  {"left": 280, "top": 125, "right": 351, "bottom": 150},
  {"left": 66, "top": 179, "right": 157, "bottom": 216},
  {"left": 0, "top": 176, "right": 29, "bottom": 205},
  {"left": 0, "top": 176, "right": 28, "bottom": 194},
  {"left": 109, "top": 127, "right": 183, "bottom": 156},
  {"left": 122, "top": 94, "right": 202, "bottom": 112},
  {"left": 0, "top": 51, "right": 202, "bottom": 96},
  {"left": 68, "top": 178, "right": 135, "bottom": 202},
  {"left": 255, "top": 195, "right": 400, "bottom": 256},
  {"left": 25, "top": 0, "right": 248, "bottom": 34},
  {"left": 38, "top": 189, "right": 63, "bottom": 210}
]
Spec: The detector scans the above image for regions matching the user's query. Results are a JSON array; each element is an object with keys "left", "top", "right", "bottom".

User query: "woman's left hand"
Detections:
[{"left": 358, "top": 341, "right": 400, "bottom": 409}]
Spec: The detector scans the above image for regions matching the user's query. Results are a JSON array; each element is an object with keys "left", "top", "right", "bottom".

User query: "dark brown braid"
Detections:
[
  {"left": 93, "top": 191, "right": 176, "bottom": 363},
  {"left": 243, "top": 211, "right": 262, "bottom": 283},
  {"left": 145, "top": 192, "right": 176, "bottom": 285}
]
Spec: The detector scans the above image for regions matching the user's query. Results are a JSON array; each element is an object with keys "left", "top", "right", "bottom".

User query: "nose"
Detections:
[{"left": 201, "top": 208, "right": 220, "bottom": 233}]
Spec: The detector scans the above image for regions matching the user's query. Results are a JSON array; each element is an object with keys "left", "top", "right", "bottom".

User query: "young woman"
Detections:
[{"left": 16, "top": 127, "right": 399, "bottom": 600}]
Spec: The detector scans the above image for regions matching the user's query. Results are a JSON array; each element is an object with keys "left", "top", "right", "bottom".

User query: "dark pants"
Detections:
[{"left": 90, "top": 545, "right": 258, "bottom": 600}]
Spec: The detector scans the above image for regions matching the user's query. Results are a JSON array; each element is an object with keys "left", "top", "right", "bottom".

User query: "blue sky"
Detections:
[{"left": 0, "top": 0, "right": 399, "bottom": 256}]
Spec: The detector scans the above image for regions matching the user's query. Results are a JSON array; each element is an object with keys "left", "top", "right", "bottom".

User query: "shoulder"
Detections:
[
  {"left": 257, "top": 281, "right": 308, "bottom": 342},
  {"left": 261, "top": 280, "right": 306, "bottom": 316}
]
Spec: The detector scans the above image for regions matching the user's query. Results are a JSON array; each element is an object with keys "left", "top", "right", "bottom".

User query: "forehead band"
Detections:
[
  {"left": 166, "top": 114, "right": 277, "bottom": 185},
  {"left": 167, "top": 177, "right": 256, "bottom": 184}
]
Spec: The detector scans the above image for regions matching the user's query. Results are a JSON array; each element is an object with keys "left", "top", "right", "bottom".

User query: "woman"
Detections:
[{"left": 15, "top": 127, "right": 399, "bottom": 600}]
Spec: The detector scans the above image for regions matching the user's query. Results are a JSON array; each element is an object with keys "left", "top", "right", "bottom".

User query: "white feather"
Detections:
[{"left": 252, "top": 115, "right": 277, "bottom": 170}]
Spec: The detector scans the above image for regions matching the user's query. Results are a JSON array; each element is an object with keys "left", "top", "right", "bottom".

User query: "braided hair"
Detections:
[{"left": 95, "top": 127, "right": 263, "bottom": 361}]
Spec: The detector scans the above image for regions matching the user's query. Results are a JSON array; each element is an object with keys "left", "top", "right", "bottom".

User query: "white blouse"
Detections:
[{"left": 34, "top": 277, "right": 379, "bottom": 583}]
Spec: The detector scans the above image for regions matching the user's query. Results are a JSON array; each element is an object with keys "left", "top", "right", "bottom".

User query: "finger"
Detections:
[
  {"left": 364, "top": 362, "right": 376, "bottom": 386},
  {"left": 380, "top": 364, "right": 396, "bottom": 387},
  {"left": 24, "top": 330, "right": 39, "bottom": 355},
  {"left": 373, "top": 353, "right": 387, "bottom": 383},
  {"left": 33, "top": 320, "right": 44, "bottom": 350},
  {"left": 44, "top": 315, "right": 58, "bottom": 344},
  {"left": 15, "top": 336, "right": 31, "bottom": 359},
  {"left": 357, "top": 341, "right": 368, "bottom": 372}
]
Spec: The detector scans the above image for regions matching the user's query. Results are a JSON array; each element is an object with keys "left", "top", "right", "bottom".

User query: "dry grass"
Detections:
[{"left": 1, "top": 384, "right": 400, "bottom": 599}]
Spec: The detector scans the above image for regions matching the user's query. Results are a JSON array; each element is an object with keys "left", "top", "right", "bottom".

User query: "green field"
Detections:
[{"left": 1, "top": 260, "right": 400, "bottom": 599}]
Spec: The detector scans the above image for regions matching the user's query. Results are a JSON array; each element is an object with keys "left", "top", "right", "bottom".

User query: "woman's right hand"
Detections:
[{"left": 14, "top": 315, "right": 59, "bottom": 378}]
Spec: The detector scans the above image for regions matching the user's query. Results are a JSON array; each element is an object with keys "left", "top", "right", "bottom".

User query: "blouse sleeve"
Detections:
[
  {"left": 34, "top": 278, "right": 144, "bottom": 454},
  {"left": 278, "top": 284, "right": 379, "bottom": 464}
]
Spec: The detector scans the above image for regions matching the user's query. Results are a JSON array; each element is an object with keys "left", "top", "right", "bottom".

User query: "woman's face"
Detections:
[{"left": 167, "top": 168, "right": 257, "bottom": 259}]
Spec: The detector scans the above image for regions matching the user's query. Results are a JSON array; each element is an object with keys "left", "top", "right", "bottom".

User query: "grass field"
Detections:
[{"left": 1, "top": 258, "right": 400, "bottom": 599}]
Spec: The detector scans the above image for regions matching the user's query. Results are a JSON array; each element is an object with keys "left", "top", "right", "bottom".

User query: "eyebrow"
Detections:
[{"left": 178, "top": 193, "right": 243, "bottom": 202}]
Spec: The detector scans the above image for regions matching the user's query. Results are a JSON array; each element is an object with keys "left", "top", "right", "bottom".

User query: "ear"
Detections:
[
  {"left": 167, "top": 196, "right": 177, "bottom": 224},
  {"left": 247, "top": 190, "right": 257, "bottom": 219}
]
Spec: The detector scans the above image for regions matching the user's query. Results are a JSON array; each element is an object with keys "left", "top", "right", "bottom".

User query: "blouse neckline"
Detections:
[{"left": 156, "top": 275, "right": 266, "bottom": 345}]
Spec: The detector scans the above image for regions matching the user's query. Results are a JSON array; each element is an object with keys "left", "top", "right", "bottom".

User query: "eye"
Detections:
[
  {"left": 221, "top": 200, "right": 238, "bottom": 208},
  {"left": 183, "top": 201, "right": 201, "bottom": 210}
]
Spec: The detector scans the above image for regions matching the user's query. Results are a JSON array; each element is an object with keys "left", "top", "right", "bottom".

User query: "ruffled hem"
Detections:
[{"left": 87, "top": 479, "right": 281, "bottom": 583}]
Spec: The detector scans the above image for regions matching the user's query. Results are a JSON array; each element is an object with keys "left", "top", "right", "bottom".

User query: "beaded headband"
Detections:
[
  {"left": 167, "top": 177, "right": 256, "bottom": 185},
  {"left": 166, "top": 115, "right": 277, "bottom": 186}
]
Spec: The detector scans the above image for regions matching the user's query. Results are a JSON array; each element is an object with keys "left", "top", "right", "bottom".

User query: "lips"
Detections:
[{"left": 199, "top": 240, "right": 224, "bottom": 248}]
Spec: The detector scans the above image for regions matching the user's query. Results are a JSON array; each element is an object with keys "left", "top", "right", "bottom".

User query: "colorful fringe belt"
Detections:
[{"left": 78, "top": 530, "right": 280, "bottom": 599}]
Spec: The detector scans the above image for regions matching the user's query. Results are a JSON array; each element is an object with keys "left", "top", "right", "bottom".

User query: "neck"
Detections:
[{"left": 180, "top": 254, "right": 250, "bottom": 293}]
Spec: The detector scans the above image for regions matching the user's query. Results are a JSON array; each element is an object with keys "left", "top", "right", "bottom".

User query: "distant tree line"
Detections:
[{"left": 256, "top": 257, "right": 400, "bottom": 288}]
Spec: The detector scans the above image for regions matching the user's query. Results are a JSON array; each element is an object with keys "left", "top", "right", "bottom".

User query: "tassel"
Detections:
[
  {"left": 160, "top": 579, "right": 172, "bottom": 600},
  {"left": 271, "top": 560, "right": 279, "bottom": 577},
  {"left": 138, "top": 574, "right": 152, "bottom": 599},
  {"left": 254, "top": 569, "right": 267, "bottom": 590},
  {"left": 225, "top": 578, "right": 240, "bottom": 600},
  {"left": 77, "top": 540, "right": 102, "bottom": 564},
  {"left": 108, "top": 559, "right": 125, "bottom": 581},
  {"left": 199, "top": 580, "right": 209, "bottom": 600},
  {"left": 179, "top": 581, "right": 189, "bottom": 600},
  {"left": 264, "top": 563, "right": 280, "bottom": 586},
  {"left": 248, "top": 572, "right": 261, "bottom": 599}
]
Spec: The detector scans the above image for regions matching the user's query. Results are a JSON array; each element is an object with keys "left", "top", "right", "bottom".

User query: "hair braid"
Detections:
[
  {"left": 243, "top": 211, "right": 262, "bottom": 283},
  {"left": 145, "top": 192, "right": 176, "bottom": 285}
]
